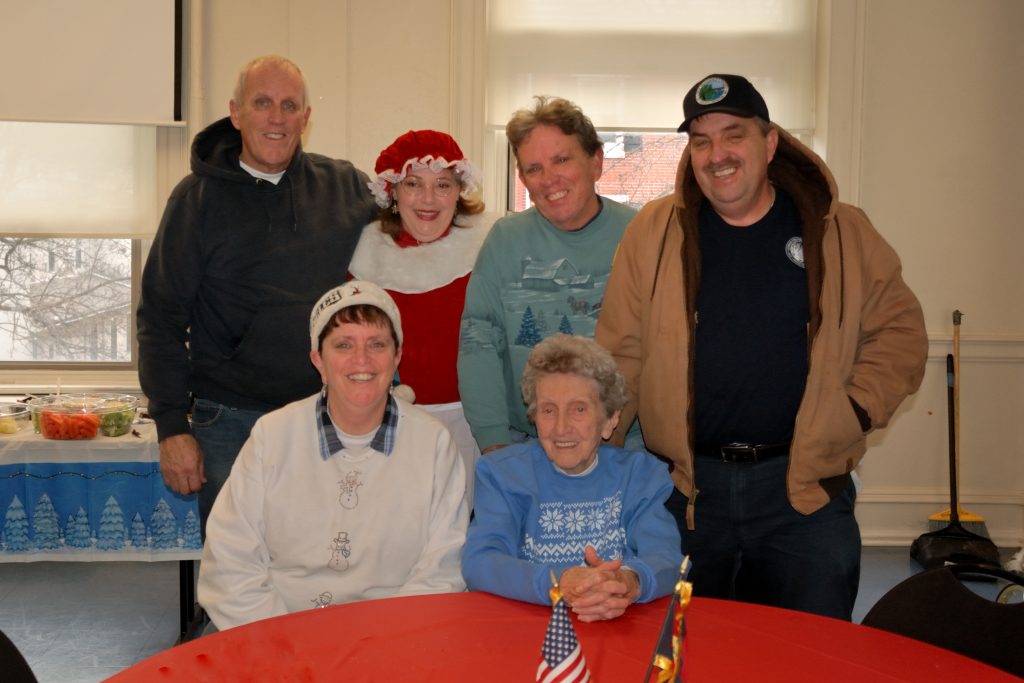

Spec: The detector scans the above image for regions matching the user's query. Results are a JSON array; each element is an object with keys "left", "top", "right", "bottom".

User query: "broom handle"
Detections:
[
  {"left": 946, "top": 354, "right": 959, "bottom": 522},
  {"left": 952, "top": 310, "right": 962, "bottom": 514}
]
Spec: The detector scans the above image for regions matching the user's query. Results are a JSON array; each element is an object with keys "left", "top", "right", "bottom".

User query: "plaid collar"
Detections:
[{"left": 316, "top": 389, "right": 398, "bottom": 460}]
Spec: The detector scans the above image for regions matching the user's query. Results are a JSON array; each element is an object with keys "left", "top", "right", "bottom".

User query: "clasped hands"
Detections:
[{"left": 558, "top": 545, "right": 640, "bottom": 622}]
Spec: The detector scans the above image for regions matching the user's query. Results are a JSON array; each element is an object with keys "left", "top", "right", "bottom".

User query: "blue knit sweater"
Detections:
[{"left": 462, "top": 440, "right": 682, "bottom": 605}]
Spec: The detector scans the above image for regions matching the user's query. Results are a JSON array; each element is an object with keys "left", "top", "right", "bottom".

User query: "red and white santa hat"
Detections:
[{"left": 367, "top": 130, "right": 481, "bottom": 209}]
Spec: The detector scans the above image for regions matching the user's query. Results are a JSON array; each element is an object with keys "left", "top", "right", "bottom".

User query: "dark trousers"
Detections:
[
  {"left": 665, "top": 454, "right": 861, "bottom": 620},
  {"left": 191, "top": 398, "right": 265, "bottom": 538}
]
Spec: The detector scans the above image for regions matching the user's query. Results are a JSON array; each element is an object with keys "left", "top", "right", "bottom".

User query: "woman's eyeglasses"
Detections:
[{"left": 397, "top": 177, "right": 457, "bottom": 198}]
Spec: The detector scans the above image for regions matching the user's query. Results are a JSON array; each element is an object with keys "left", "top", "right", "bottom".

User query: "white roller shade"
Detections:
[
  {"left": 0, "top": 122, "right": 159, "bottom": 238},
  {"left": 0, "top": 0, "right": 179, "bottom": 126},
  {"left": 487, "top": 0, "right": 816, "bottom": 132}
]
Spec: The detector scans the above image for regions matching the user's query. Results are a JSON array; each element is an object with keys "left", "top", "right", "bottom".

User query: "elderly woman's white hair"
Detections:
[{"left": 521, "top": 334, "right": 627, "bottom": 420}]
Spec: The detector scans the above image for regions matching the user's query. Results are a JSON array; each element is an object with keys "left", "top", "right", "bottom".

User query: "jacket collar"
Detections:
[
  {"left": 674, "top": 123, "right": 837, "bottom": 228},
  {"left": 316, "top": 389, "right": 399, "bottom": 459}
]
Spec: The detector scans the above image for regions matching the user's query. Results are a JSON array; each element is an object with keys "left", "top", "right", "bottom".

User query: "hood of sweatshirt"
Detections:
[{"left": 191, "top": 116, "right": 304, "bottom": 231}]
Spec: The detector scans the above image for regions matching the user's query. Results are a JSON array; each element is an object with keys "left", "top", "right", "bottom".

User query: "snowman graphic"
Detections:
[
  {"left": 311, "top": 591, "right": 334, "bottom": 609},
  {"left": 338, "top": 470, "right": 363, "bottom": 509},
  {"left": 328, "top": 531, "right": 352, "bottom": 571}
]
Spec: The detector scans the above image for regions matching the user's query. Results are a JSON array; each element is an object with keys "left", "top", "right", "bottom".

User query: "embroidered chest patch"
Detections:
[{"left": 785, "top": 236, "right": 805, "bottom": 269}]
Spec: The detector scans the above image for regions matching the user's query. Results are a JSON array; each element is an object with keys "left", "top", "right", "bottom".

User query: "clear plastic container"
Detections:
[
  {"left": 32, "top": 393, "right": 139, "bottom": 439},
  {"left": 27, "top": 396, "right": 62, "bottom": 434},
  {"left": 91, "top": 394, "right": 139, "bottom": 437},
  {"left": 0, "top": 403, "right": 30, "bottom": 434}
]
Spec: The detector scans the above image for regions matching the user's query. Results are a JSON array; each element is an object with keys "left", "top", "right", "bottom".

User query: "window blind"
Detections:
[
  {"left": 0, "top": 0, "right": 179, "bottom": 126},
  {"left": 486, "top": 0, "right": 816, "bottom": 132}
]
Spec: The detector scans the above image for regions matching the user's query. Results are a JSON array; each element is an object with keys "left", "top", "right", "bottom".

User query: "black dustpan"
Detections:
[
  {"left": 911, "top": 519, "right": 1000, "bottom": 569},
  {"left": 910, "top": 354, "right": 1000, "bottom": 569}
]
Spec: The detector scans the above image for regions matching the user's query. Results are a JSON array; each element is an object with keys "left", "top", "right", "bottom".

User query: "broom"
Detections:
[
  {"left": 909, "top": 323, "right": 1000, "bottom": 568},
  {"left": 927, "top": 310, "right": 988, "bottom": 535}
]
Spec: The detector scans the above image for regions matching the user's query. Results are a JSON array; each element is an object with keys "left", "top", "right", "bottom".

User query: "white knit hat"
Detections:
[{"left": 309, "top": 280, "right": 403, "bottom": 352}]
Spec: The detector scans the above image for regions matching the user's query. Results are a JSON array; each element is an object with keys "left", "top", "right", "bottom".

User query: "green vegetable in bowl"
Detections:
[{"left": 99, "top": 409, "right": 135, "bottom": 437}]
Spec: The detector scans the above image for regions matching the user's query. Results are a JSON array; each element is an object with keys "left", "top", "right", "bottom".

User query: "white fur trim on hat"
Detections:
[
  {"left": 309, "top": 280, "right": 403, "bottom": 351},
  {"left": 367, "top": 157, "right": 481, "bottom": 209}
]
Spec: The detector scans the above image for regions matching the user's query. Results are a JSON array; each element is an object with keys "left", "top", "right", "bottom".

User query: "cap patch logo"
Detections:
[{"left": 696, "top": 77, "right": 729, "bottom": 105}]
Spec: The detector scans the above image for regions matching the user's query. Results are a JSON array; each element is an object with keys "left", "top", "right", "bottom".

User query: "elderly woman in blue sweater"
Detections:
[{"left": 462, "top": 334, "right": 682, "bottom": 621}]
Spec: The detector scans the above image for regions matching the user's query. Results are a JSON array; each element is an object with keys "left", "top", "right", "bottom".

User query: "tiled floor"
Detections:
[
  {"left": 0, "top": 547, "right": 1017, "bottom": 683},
  {"left": 0, "top": 561, "right": 179, "bottom": 683}
]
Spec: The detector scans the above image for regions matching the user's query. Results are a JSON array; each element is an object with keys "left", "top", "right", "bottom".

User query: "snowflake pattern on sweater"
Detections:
[
  {"left": 524, "top": 493, "right": 626, "bottom": 565},
  {"left": 462, "top": 441, "right": 683, "bottom": 606}
]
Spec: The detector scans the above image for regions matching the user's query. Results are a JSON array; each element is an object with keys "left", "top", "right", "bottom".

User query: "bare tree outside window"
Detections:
[{"left": 0, "top": 237, "right": 132, "bottom": 362}]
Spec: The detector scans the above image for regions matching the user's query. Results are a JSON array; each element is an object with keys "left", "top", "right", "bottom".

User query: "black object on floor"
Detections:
[
  {"left": 0, "top": 628, "right": 39, "bottom": 683},
  {"left": 178, "top": 605, "right": 210, "bottom": 644},
  {"left": 178, "top": 559, "right": 198, "bottom": 641}
]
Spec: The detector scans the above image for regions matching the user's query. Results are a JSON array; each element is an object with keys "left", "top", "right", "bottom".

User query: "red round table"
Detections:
[{"left": 105, "top": 592, "right": 1015, "bottom": 682}]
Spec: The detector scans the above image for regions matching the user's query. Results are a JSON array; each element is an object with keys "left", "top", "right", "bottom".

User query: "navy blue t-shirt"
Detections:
[{"left": 693, "top": 188, "right": 808, "bottom": 448}]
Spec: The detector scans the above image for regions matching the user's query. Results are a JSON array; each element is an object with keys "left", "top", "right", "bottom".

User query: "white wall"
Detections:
[
  {"left": 187, "top": 0, "right": 1023, "bottom": 547},
  {"left": 194, "top": 0, "right": 455, "bottom": 178},
  {"left": 851, "top": 0, "right": 1024, "bottom": 546}
]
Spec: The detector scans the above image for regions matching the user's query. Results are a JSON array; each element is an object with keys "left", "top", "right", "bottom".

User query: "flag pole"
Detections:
[
  {"left": 538, "top": 568, "right": 592, "bottom": 682},
  {"left": 548, "top": 569, "right": 560, "bottom": 605},
  {"left": 643, "top": 556, "right": 690, "bottom": 683}
]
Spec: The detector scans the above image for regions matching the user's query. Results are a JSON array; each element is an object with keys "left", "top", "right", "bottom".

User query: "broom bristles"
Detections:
[{"left": 927, "top": 505, "right": 987, "bottom": 523}]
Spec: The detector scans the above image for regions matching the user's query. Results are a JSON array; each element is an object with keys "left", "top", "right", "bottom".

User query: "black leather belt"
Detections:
[{"left": 695, "top": 441, "right": 791, "bottom": 463}]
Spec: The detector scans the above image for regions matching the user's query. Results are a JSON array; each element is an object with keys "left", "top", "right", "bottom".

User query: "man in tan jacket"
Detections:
[{"left": 595, "top": 74, "right": 926, "bottom": 620}]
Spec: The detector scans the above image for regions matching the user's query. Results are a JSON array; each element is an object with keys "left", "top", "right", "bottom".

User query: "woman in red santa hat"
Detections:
[{"left": 349, "top": 130, "right": 492, "bottom": 507}]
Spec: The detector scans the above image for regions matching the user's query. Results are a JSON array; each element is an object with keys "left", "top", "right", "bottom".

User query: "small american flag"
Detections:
[{"left": 537, "top": 594, "right": 591, "bottom": 683}]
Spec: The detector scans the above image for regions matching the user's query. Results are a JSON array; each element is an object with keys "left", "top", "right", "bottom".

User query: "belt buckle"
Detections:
[{"left": 720, "top": 442, "right": 757, "bottom": 463}]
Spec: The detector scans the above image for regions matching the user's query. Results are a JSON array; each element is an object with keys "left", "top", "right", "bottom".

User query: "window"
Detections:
[
  {"left": 485, "top": 0, "right": 817, "bottom": 213},
  {"left": 0, "top": 122, "right": 166, "bottom": 370},
  {"left": 601, "top": 133, "right": 626, "bottom": 160},
  {"left": 0, "top": 237, "right": 133, "bottom": 362},
  {"left": 509, "top": 131, "right": 688, "bottom": 212},
  {"left": 0, "top": 0, "right": 183, "bottom": 387}
]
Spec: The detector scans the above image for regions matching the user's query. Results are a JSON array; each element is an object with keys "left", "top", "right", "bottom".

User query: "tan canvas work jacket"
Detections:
[{"left": 596, "top": 125, "right": 927, "bottom": 525}]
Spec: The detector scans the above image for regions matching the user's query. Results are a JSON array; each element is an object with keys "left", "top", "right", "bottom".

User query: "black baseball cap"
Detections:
[{"left": 677, "top": 74, "right": 770, "bottom": 133}]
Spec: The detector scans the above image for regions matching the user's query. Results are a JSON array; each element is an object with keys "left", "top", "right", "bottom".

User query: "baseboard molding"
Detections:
[
  {"left": 861, "top": 529, "right": 1022, "bottom": 549},
  {"left": 856, "top": 491, "right": 1024, "bottom": 548},
  {"left": 857, "top": 488, "right": 1024, "bottom": 506}
]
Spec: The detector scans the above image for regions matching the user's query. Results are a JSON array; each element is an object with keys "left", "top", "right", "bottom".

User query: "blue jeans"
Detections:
[
  {"left": 666, "top": 454, "right": 861, "bottom": 620},
  {"left": 191, "top": 398, "right": 265, "bottom": 538}
]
